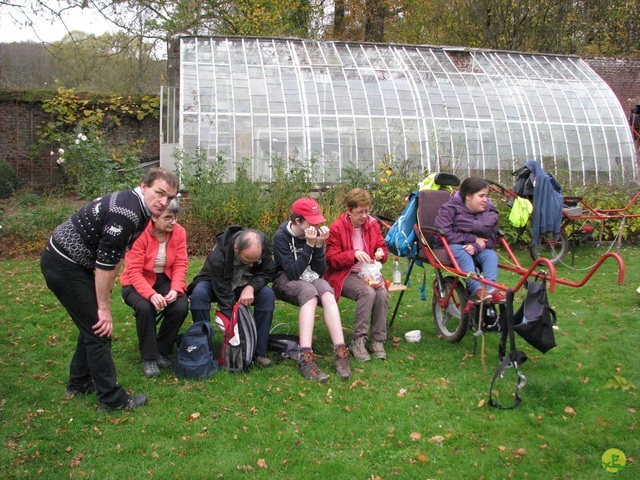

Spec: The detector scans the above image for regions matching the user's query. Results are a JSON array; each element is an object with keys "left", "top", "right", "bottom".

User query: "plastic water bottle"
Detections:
[{"left": 392, "top": 256, "right": 402, "bottom": 286}]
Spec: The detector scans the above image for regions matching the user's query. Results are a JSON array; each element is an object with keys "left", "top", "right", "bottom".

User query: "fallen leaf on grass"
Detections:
[
  {"left": 410, "top": 432, "right": 422, "bottom": 441},
  {"left": 186, "top": 412, "right": 200, "bottom": 421},
  {"left": 478, "top": 399, "right": 486, "bottom": 408},
  {"left": 69, "top": 454, "right": 83, "bottom": 468},
  {"left": 397, "top": 388, "right": 407, "bottom": 398},
  {"left": 513, "top": 448, "right": 526, "bottom": 457},
  {"left": 428, "top": 435, "right": 444, "bottom": 444},
  {"left": 564, "top": 406, "right": 576, "bottom": 416},
  {"left": 415, "top": 453, "right": 429, "bottom": 463},
  {"left": 257, "top": 458, "right": 267, "bottom": 469}
]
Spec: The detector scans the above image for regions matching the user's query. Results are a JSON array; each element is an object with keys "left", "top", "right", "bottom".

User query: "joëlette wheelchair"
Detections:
[{"left": 389, "top": 173, "right": 625, "bottom": 350}]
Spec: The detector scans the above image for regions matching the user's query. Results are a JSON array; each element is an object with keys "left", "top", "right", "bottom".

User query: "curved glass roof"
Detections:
[{"left": 169, "top": 36, "right": 638, "bottom": 184}]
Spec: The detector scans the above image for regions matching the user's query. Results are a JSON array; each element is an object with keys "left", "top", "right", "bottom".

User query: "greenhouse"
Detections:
[{"left": 160, "top": 36, "right": 638, "bottom": 185}]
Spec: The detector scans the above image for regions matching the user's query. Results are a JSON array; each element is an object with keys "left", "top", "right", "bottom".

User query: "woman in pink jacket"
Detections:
[
  {"left": 325, "top": 188, "right": 389, "bottom": 362},
  {"left": 120, "top": 199, "right": 188, "bottom": 377}
]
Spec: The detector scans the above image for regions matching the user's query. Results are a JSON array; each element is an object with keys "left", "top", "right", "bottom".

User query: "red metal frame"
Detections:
[{"left": 415, "top": 223, "right": 625, "bottom": 296}]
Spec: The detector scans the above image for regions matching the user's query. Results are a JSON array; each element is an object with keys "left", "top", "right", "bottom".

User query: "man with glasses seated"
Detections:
[
  {"left": 325, "top": 188, "right": 390, "bottom": 362},
  {"left": 188, "top": 227, "right": 276, "bottom": 367}
]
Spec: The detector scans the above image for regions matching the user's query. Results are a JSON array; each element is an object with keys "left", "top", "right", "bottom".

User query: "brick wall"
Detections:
[
  {"left": 584, "top": 57, "right": 640, "bottom": 118},
  {"left": 0, "top": 95, "right": 160, "bottom": 191}
]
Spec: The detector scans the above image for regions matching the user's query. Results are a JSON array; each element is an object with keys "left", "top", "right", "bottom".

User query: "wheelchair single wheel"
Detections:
[
  {"left": 432, "top": 276, "right": 469, "bottom": 343},
  {"left": 529, "top": 231, "right": 568, "bottom": 265}
]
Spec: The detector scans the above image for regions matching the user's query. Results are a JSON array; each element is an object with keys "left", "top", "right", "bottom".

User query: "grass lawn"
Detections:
[{"left": 0, "top": 246, "right": 638, "bottom": 479}]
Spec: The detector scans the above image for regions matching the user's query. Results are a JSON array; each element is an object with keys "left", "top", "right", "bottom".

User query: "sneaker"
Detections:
[
  {"left": 65, "top": 382, "right": 95, "bottom": 398},
  {"left": 490, "top": 289, "right": 507, "bottom": 303},
  {"left": 156, "top": 355, "right": 172, "bottom": 369},
  {"left": 333, "top": 344, "right": 351, "bottom": 380},
  {"left": 473, "top": 287, "right": 492, "bottom": 302},
  {"left": 298, "top": 349, "right": 329, "bottom": 383},
  {"left": 98, "top": 393, "right": 148, "bottom": 412},
  {"left": 255, "top": 355, "right": 273, "bottom": 368},
  {"left": 349, "top": 336, "right": 371, "bottom": 362},
  {"left": 142, "top": 360, "right": 160, "bottom": 378},
  {"left": 370, "top": 340, "right": 387, "bottom": 360}
]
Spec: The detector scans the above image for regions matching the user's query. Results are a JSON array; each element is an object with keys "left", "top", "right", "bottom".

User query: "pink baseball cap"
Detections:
[{"left": 292, "top": 198, "right": 326, "bottom": 224}]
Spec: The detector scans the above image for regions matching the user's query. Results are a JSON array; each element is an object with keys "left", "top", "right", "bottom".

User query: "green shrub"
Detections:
[
  {"left": 48, "top": 129, "right": 143, "bottom": 199},
  {"left": 0, "top": 159, "right": 18, "bottom": 199}
]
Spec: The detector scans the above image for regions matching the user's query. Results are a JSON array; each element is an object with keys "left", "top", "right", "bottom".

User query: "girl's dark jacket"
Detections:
[{"left": 434, "top": 193, "right": 499, "bottom": 254}]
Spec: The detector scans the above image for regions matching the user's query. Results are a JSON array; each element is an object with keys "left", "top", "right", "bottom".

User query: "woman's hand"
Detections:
[
  {"left": 164, "top": 290, "right": 178, "bottom": 304},
  {"left": 475, "top": 238, "right": 487, "bottom": 250},
  {"left": 463, "top": 244, "right": 476, "bottom": 255},
  {"left": 374, "top": 248, "right": 384, "bottom": 261},
  {"left": 150, "top": 292, "right": 167, "bottom": 309},
  {"left": 355, "top": 250, "right": 372, "bottom": 264}
]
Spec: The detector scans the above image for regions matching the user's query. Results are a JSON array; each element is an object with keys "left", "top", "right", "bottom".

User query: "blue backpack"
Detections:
[
  {"left": 385, "top": 191, "right": 418, "bottom": 258},
  {"left": 174, "top": 321, "right": 218, "bottom": 379}
]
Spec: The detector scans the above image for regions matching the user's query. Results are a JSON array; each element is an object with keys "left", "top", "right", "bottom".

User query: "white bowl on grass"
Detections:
[{"left": 405, "top": 330, "right": 421, "bottom": 343}]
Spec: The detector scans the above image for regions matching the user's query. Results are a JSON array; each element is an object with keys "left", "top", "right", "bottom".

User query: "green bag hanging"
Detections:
[{"left": 509, "top": 197, "right": 533, "bottom": 227}]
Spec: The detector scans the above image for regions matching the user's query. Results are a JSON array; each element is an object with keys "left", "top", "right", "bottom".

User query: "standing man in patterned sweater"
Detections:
[{"left": 40, "top": 168, "right": 179, "bottom": 411}]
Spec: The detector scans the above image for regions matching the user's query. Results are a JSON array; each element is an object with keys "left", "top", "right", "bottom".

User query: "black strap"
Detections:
[{"left": 489, "top": 289, "right": 527, "bottom": 409}]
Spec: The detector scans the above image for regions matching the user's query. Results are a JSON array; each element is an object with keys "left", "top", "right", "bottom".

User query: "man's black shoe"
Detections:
[
  {"left": 98, "top": 394, "right": 148, "bottom": 412},
  {"left": 65, "top": 382, "right": 95, "bottom": 398}
]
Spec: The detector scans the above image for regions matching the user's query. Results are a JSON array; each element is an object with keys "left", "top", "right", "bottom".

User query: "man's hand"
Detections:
[
  {"left": 93, "top": 308, "right": 113, "bottom": 337},
  {"left": 238, "top": 285, "right": 255, "bottom": 307}
]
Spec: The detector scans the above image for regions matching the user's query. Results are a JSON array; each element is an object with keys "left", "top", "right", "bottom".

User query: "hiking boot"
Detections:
[
  {"left": 333, "top": 344, "right": 351, "bottom": 380},
  {"left": 98, "top": 394, "right": 148, "bottom": 412},
  {"left": 298, "top": 349, "right": 328, "bottom": 383},
  {"left": 473, "top": 287, "right": 492, "bottom": 302},
  {"left": 156, "top": 355, "right": 172, "bottom": 369},
  {"left": 142, "top": 360, "right": 160, "bottom": 378},
  {"left": 490, "top": 289, "right": 507, "bottom": 303},
  {"left": 65, "top": 382, "right": 95, "bottom": 398},
  {"left": 349, "top": 336, "right": 371, "bottom": 362},
  {"left": 370, "top": 340, "right": 387, "bottom": 360},
  {"left": 255, "top": 355, "right": 273, "bottom": 368}
]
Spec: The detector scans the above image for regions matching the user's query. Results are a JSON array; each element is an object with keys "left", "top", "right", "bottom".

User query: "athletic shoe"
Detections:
[
  {"left": 473, "top": 288, "right": 492, "bottom": 302},
  {"left": 491, "top": 290, "right": 507, "bottom": 303}
]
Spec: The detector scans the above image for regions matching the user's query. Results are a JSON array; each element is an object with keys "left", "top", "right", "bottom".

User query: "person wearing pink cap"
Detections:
[
  {"left": 325, "top": 188, "right": 389, "bottom": 361},
  {"left": 272, "top": 198, "right": 351, "bottom": 382}
]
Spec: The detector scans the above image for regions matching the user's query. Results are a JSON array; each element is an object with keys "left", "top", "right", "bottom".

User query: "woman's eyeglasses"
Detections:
[{"left": 351, "top": 208, "right": 370, "bottom": 217}]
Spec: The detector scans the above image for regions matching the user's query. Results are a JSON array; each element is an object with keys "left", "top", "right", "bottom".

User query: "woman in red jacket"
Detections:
[
  {"left": 325, "top": 188, "right": 389, "bottom": 362},
  {"left": 120, "top": 199, "right": 188, "bottom": 377}
]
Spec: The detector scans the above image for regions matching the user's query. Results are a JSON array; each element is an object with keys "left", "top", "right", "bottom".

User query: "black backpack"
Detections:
[
  {"left": 513, "top": 278, "right": 557, "bottom": 354},
  {"left": 217, "top": 303, "right": 257, "bottom": 373},
  {"left": 174, "top": 321, "right": 218, "bottom": 379},
  {"left": 267, "top": 333, "right": 301, "bottom": 361}
]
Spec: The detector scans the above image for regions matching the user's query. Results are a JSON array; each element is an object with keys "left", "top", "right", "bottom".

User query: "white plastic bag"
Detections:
[{"left": 358, "top": 261, "right": 384, "bottom": 288}]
